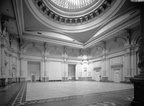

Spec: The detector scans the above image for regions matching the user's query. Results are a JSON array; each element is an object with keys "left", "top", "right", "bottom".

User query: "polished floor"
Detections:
[
  {"left": 0, "top": 81, "right": 134, "bottom": 106},
  {"left": 26, "top": 81, "right": 133, "bottom": 101}
]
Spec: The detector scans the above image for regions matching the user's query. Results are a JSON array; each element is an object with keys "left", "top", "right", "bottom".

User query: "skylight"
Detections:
[{"left": 50, "top": 0, "right": 95, "bottom": 9}]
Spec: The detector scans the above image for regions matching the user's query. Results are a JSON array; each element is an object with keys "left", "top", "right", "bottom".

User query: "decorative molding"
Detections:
[
  {"left": 22, "top": 33, "right": 83, "bottom": 48},
  {"left": 34, "top": 0, "right": 112, "bottom": 24}
]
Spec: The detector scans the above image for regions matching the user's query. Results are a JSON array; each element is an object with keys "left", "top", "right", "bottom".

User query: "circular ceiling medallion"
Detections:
[{"left": 25, "top": 0, "right": 125, "bottom": 33}]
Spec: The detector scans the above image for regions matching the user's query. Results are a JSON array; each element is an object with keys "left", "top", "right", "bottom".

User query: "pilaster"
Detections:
[
  {"left": 106, "top": 57, "right": 110, "bottom": 79},
  {"left": 124, "top": 48, "right": 132, "bottom": 82},
  {"left": 40, "top": 60, "right": 44, "bottom": 81},
  {"left": 1, "top": 44, "right": 6, "bottom": 78}
]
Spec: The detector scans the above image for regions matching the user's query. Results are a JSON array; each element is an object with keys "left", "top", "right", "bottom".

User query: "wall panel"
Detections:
[{"left": 48, "top": 62, "right": 62, "bottom": 80}]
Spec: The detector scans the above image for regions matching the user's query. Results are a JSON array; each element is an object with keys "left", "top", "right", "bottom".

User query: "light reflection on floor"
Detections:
[{"left": 26, "top": 81, "right": 133, "bottom": 101}]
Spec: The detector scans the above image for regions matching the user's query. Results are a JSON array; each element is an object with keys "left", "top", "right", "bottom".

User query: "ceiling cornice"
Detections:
[
  {"left": 22, "top": 33, "right": 84, "bottom": 48},
  {"left": 21, "top": 13, "right": 139, "bottom": 49}
]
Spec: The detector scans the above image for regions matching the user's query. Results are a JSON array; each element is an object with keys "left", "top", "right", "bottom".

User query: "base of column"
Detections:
[
  {"left": 42, "top": 77, "right": 49, "bottom": 82},
  {"left": 130, "top": 73, "right": 144, "bottom": 106},
  {"left": 0, "top": 78, "right": 6, "bottom": 87},
  {"left": 101, "top": 77, "right": 108, "bottom": 82},
  {"left": 19, "top": 77, "right": 25, "bottom": 82},
  {"left": 125, "top": 76, "right": 132, "bottom": 83},
  {"left": 62, "top": 77, "right": 68, "bottom": 81}
]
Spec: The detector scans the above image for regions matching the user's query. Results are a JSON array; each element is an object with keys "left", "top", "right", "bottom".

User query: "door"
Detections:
[
  {"left": 32, "top": 75, "right": 35, "bottom": 82},
  {"left": 95, "top": 71, "right": 100, "bottom": 81},
  {"left": 68, "top": 64, "right": 76, "bottom": 80},
  {"left": 114, "top": 70, "right": 121, "bottom": 82},
  {"left": 28, "top": 61, "right": 40, "bottom": 81}
]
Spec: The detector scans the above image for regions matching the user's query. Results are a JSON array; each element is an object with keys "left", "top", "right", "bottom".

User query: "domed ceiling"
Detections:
[
  {"left": 1, "top": 0, "right": 139, "bottom": 48},
  {"left": 25, "top": 0, "right": 125, "bottom": 33}
]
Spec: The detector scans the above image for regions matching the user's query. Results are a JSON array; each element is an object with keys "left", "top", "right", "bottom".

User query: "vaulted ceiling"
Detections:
[{"left": 0, "top": 0, "right": 140, "bottom": 49}]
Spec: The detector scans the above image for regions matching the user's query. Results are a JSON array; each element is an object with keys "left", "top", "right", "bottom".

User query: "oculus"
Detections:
[{"left": 50, "top": 0, "right": 95, "bottom": 9}]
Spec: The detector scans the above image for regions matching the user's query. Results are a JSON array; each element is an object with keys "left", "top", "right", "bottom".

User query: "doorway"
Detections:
[
  {"left": 28, "top": 61, "right": 40, "bottom": 82},
  {"left": 93, "top": 67, "right": 101, "bottom": 81},
  {"left": 32, "top": 75, "right": 35, "bottom": 82},
  {"left": 113, "top": 69, "right": 121, "bottom": 82},
  {"left": 68, "top": 64, "right": 76, "bottom": 81},
  {"left": 95, "top": 71, "right": 100, "bottom": 81}
]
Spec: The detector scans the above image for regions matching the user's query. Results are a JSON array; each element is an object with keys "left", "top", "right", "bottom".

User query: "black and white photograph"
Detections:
[{"left": 0, "top": 0, "right": 144, "bottom": 106}]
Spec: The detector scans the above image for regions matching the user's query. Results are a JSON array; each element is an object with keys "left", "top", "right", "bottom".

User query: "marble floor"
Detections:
[
  {"left": 10, "top": 81, "right": 134, "bottom": 106},
  {"left": 26, "top": 81, "right": 133, "bottom": 101}
]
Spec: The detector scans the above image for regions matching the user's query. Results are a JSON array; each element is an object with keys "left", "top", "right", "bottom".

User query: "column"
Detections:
[
  {"left": 102, "top": 57, "right": 106, "bottom": 77},
  {"left": 20, "top": 57, "right": 22, "bottom": 77},
  {"left": 0, "top": 15, "right": 1, "bottom": 77},
  {"left": 130, "top": 3, "right": 144, "bottom": 106},
  {"left": 45, "top": 60, "right": 50, "bottom": 81},
  {"left": 20, "top": 58, "right": 26, "bottom": 82},
  {"left": 0, "top": 15, "right": 6, "bottom": 86},
  {"left": 0, "top": 42, "right": 1, "bottom": 77},
  {"left": 64, "top": 62, "right": 68, "bottom": 80},
  {"left": 1, "top": 44, "right": 5, "bottom": 78},
  {"left": 124, "top": 49, "right": 132, "bottom": 82},
  {"left": 44, "top": 57, "right": 46, "bottom": 81},
  {"left": 9, "top": 54, "right": 12, "bottom": 77},
  {"left": 131, "top": 48, "right": 136, "bottom": 77},
  {"left": 0, "top": 14, "right": 2, "bottom": 34},
  {"left": 0, "top": 44, "right": 6, "bottom": 86},
  {"left": 127, "top": 50, "right": 131, "bottom": 76},
  {"left": 8, "top": 54, "right": 11, "bottom": 83},
  {"left": 101, "top": 42, "right": 107, "bottom": 81},
  {"left": 40, "top": 61, "right": 44, "bottom": 81},
  {"left": 106, "top": 57, "right": 110, "bottom": 81}
]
